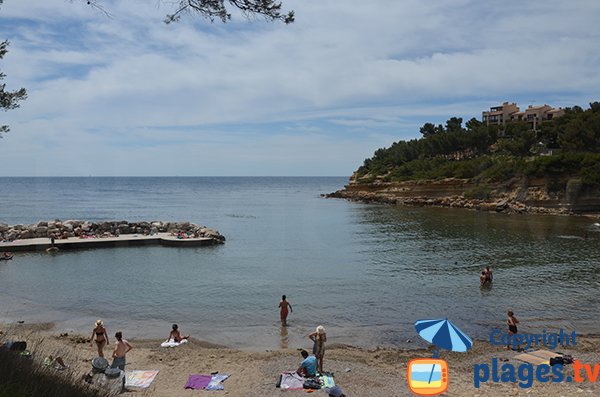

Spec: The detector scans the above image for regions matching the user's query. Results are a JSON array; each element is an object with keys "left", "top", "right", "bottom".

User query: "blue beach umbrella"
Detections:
[{"left": 414, "top": 318, "right": 472, "bottom": 353}]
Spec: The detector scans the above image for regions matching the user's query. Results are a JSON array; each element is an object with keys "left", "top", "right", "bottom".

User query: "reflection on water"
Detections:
[{"left": 280, "top": 325, "right": 289, "bottom": 349}]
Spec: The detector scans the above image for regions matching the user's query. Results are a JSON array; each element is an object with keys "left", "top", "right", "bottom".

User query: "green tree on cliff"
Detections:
[{"left": 556, "top": 103, "right": 600, "bottom": 153}]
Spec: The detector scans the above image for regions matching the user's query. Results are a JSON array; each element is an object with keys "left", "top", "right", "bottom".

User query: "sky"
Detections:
[{"left": 0, "top": 0, "right": 599, "bottom": 176}]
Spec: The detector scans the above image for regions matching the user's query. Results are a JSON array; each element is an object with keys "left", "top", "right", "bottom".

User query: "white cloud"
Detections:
[{"left": 1, "top": 0, "right": 599, "bottom": 175}]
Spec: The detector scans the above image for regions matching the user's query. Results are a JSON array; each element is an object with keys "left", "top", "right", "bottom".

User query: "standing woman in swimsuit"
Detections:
[
  {"left": 308, "top": 325, "right": 327, "bottom": 374},
  {"left": 279, "top": 295, "right": 293, "bottom": 326},
  {"left": 90, "top": 319, "right": 109, "bottom": 357}
]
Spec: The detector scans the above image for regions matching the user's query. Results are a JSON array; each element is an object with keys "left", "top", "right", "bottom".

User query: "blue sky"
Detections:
[{"left": 1, "top": 0, "right": 599, "bottom": 176}]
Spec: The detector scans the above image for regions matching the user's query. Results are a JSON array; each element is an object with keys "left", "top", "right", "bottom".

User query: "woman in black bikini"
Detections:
[{"left": 90, "top": 319, "right": 109, "bottom": 357}]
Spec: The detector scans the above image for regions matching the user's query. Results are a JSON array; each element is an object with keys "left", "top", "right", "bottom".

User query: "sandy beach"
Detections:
[{"left": 2, "top": 322, "right": 599, "bottom": 396}]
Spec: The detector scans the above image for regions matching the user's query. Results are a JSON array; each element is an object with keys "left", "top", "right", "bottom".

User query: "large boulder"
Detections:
[
  {"left": 19, "top": 230, "right": 34, "bottom": 239},
  {"left": 35, "top": 226, "right": 48, "bottom": 237}
]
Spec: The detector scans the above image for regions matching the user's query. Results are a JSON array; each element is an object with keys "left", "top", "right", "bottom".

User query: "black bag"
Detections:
[
  {"left": 562, "top": 354, "right": 574, "bottom": 364},
  {"left": 550, "top": 357, "right": 564, "bottom": 366},
  {"left": 303, "top": 378, "right": 321, "bottom": 390},
  {"left": 10, "top": 341, "right": 27, "bottom": 351}
]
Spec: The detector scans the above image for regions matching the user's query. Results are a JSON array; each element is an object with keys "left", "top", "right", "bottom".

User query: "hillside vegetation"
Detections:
[{"left": 356, "top": 102, "right": 600, "bottom": 189}]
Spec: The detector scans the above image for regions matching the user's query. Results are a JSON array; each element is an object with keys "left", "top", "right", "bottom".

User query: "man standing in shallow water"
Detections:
[{"left": 111, "top": 331, "right": 132, "bottom": 370}]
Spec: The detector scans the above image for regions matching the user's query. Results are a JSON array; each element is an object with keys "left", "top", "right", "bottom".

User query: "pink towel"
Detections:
[{"left": 184, "top": 374, "right": 212, "bottom": 389}]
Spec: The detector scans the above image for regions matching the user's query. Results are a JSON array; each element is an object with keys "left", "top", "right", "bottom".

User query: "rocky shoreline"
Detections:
[
  {"left": 324, "top": 177, "right": 600, "bottom": 217},
  {"left": 0, "top": 220, "right": 225, "bottom": 244}
]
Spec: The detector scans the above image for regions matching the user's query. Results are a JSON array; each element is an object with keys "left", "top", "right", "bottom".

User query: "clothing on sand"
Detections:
[
  {"left": 184, "top": 374, "right": 212, "bottom": 390},
  {"left": 206, "top": 374, "right": 230, "bottom": 390},
  {"left": 278, "top": 372, "right": 306, "bottom": 390}
]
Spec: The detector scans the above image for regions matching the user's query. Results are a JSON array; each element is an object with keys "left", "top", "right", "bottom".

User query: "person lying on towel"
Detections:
[{"left": 297, "top": 350, "right": 317, "bottom": 377}]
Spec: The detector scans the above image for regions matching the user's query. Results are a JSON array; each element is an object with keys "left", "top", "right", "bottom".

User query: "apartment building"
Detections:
[
  {"left": 482, "top": 102, "right": 565, "bottom": 130},
  {"left": 482, "top": 102, "right": 520, "bottom": 125}
]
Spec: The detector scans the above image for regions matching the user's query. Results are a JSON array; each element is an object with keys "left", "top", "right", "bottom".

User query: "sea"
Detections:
[{"left": 0, "top": 177, "right": 599, "bottom": 350}]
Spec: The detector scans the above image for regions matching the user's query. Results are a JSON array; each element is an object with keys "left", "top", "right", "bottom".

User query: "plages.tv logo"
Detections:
[
  {"left": 407, "top": 318, "right": 472, "bottom": 396},
  {"left": 475, "top": 329, "right": 600, "bottom": 388}
]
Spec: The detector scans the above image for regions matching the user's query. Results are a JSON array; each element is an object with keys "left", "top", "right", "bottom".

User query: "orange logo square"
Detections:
[{"left": 407, "top": 358, "right": 448, "bottom": 396}]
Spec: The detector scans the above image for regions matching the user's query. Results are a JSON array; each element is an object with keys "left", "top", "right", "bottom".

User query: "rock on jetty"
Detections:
[{"left": 0, "top": 220, "right": 225, "bottom": 244}]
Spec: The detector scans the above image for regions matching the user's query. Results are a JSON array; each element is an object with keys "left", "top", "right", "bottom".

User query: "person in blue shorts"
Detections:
[{"left": 296, "top": 350, "right": 317, "bottom": 377}]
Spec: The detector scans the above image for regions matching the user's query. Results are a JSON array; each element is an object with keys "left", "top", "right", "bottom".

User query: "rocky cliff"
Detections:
[{"left": 325, "top": 175, "right": 600, "bottom": 215}]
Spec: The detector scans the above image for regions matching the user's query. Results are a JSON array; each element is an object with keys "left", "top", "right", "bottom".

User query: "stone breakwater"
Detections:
[
  {"left": 324, "top": 177, "right": 600, "bottom": 216},
  {"left": 0, "top": 220, "right": 225, "bottom": 244}
]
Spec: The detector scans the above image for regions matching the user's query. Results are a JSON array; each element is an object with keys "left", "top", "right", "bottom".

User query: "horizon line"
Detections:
[{"left": 0, "top": 175, "right": 349, "bottom": 178}]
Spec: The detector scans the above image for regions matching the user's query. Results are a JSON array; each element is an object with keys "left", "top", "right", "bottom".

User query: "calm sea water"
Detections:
[{"left": 0, "top": 177, "right": 599, "bottom": 350}]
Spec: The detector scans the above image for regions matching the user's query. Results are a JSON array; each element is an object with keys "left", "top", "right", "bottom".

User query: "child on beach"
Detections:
[
  {"left": 506, "top": 310, "right": 519, "bottom": 349},
  {"left": 279, "top": 295, "right": 293, "bottom": 326},
  {"left": 169, "top": 324, "right": 189, "bottom": 343}
]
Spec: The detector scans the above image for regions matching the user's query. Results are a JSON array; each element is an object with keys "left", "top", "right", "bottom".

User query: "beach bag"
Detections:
[
  {"left": 561, "top": 354, "right": 574, "bottom": 364},
  {"left": 104, "top": 368, "right": 121, "bottom": 378},
  {"left": 303, "top": 378, "right": 321, "bottom": 390},
  {"left": 9, "top": 341, "right": 27, "bottom": 351},
  {"left": 550, "top": 357, "right": 564, "bottom": 366},
  {"left": 91, "top": 357, "right": 109, "bottom": 374}
]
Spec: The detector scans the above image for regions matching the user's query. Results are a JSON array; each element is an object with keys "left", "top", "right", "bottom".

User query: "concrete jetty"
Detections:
[
  {"left": 0, "top": 233, "right": 216, "bottom": 252},
  {"left": 0, "top": 219, "right": 225, "bottom": 252}
]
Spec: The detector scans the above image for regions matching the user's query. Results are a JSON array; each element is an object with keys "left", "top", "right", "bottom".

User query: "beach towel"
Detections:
[
  {"left": 319, "top": 373, "right": 335, "bottom": 389},
  {"left": 206, "top": 374, "right": 229, "bottom": 390},
  {"left": 513, "top": 353, "right": 550, "bottom": 365},
  {"left": 161, "top": 338, "right": 188, "bottom": 348},
  {"left": 527, "top": 350, "right": 563, "bottom": 360},
  {"left": 184, "top": 374, "right": 212, "bottom": 390},
  {"left": 278, "top": 372, "right": 305, "bottom": 390},
  {"left": 125, "top": 370, "right": 159, "bottom": 388}
]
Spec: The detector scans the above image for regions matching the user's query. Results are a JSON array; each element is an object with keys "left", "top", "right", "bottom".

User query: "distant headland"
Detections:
[{"left": 326, "top": 101, "right": 600, "bottom": 216}]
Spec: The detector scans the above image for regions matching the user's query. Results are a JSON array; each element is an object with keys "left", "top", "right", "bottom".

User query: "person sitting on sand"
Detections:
[
  {"left": 168, "top": 324, "right": 189, "bottom": 343},
  {"left": 90, "top": 319, "right": 109, "bottom": 358},
  {"left": 297, "top": 350, "right": 317, "bottom": 377},
  {"left": 279, "top": 295, "right": 293, "bottom": 326}
]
